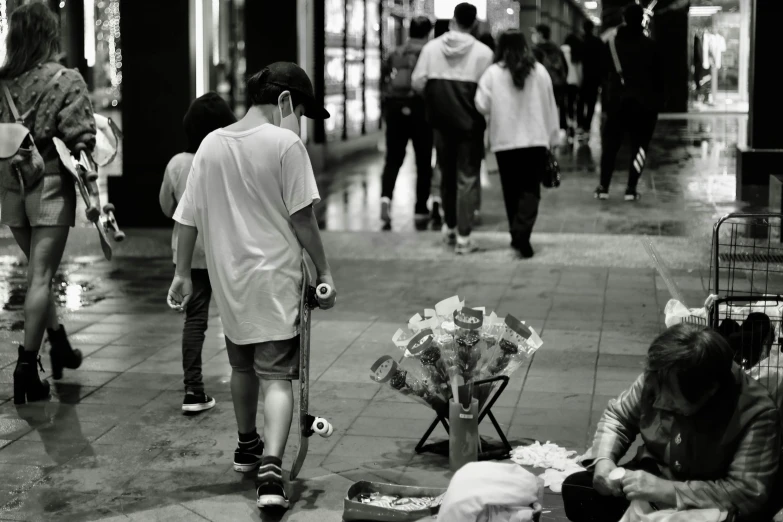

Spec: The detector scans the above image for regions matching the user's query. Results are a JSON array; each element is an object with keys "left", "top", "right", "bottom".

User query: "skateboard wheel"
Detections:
[
  {"left": 316, "top": 284, "right": 331, "bottom": 296},
  {"left": 312, "top": 417, "right": 333, "bottom": 437},
  {"left": 113, "top": 231, "right": 126, "bottom": 242},
  {"left": 85, "top": 206, "right": 100, "bottom": 221},
  {"left": 103, "top": 203, "right": 115, "bottom": 213}
]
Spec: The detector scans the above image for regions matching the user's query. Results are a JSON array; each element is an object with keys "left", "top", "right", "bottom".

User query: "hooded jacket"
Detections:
[
  {"left": 411, "top": 31, "right": 493, "bottom": 134},
  {"left": 602, "top": 25, "right": 664, "bottom": 113}
]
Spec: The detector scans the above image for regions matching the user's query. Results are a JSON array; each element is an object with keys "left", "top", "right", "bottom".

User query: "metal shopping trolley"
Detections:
[{"left": 707, "top": 213, "right": 783, "bottom": 407}]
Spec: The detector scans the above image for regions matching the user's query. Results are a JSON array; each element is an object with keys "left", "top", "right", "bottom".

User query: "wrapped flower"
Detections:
[
  {"left": 482, "top": 315, "right": 543, "bottom": 378},
  {"left": 369, "top": 355, "right": 447, "bottom": 409}
]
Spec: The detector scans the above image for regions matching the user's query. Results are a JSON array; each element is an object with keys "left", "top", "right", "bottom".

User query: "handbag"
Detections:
[{"left": 541, "top": 148, "right": 561, "bottom": 189}]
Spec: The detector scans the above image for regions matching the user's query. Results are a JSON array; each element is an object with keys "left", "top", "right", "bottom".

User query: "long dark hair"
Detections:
[
  {"left": 495, "top": 30, "right": 537, "bottom": 89},
  {"left": 641, "top": 323, "right": 734, "bottom": 412},
  {"left": 0, "top": 3, "right": 60, "bottom": 80}
]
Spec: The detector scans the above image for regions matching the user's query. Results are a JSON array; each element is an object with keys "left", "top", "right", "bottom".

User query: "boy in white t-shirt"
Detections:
[{"left": 166, "top": 62, "right": 336, "bottom": 510}]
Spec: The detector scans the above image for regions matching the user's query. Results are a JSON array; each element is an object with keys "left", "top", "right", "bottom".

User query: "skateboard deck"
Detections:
[
  {"left": 290, "top": 261, "right": 333, "bottom": 480},
  {"left": 102, "top": 203, "right": 125, "bottom": 242},
  {"left": 53, "top": 138, "right": 112, "bottom": 260}
]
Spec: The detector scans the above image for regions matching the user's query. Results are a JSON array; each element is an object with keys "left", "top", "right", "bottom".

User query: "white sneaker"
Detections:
[
  {"left": 442, "top": 224, "right": 457, "bottom": 246},
  {"left": 455, "top": 235, "right": 479, "bottom": 255}
]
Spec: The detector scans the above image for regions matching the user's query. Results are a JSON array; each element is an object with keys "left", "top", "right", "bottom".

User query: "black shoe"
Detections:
[
  {"left": 513, "top": 240, "right": 534, "bottom": 259},
  {"left": 13, "top": 346, "right": 51, "bottom": 405},
  {"left": 234, "top": 436, "right": 264, "bottom": 472},
  {"left": 48, "top": 325, "right": 82, "bottom": 381},
  {"left": 430, "top": 201, "right": 443, "bottom": 229},
  {"left": 182, "top": 391, "right": 216, "bottom": 413},
  {"left": 624, "top": 189, "right": 641, "bottom": 201},
  {"left": 594, "top": 186, "right": 609, "bottom": 200},
  {"left": 257, "top": 465, "right": 289, "bottom": 509},
  {"left": 414, "top": 213, "right": 429, "bottom": 231}
]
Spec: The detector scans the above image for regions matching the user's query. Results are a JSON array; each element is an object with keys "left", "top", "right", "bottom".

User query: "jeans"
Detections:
[
  {"left": 566, "top": 85, "right": 580, "bottom": 129},
  {"left": 182, "top": 268, "right": 212, "bottom": 393},
  {"left": 381, "top": 105, "right": 433, "bottom": 214},
  {"left": 495, "top": 148, "right": 544, "bottom": 246},
  {"left": 554, "top": 85, "right": 568, "bottom": 130},
  {"left": 600, "top": 101, "right": 658, "bottom": 192},
  {"left": 434, "top": 129, "right": 484, "bottom": 237}
]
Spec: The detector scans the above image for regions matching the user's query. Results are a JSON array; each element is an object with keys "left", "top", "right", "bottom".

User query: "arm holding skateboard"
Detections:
[{"left": 291, "top": 205, "right": 337, "bottom": 309}]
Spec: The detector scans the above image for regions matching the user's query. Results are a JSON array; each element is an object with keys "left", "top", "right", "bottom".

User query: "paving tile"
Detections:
[
  {"left": 0, "top": 440, "right": 86, "bottom": 467},
  {"left": 103, "top": 372, "right": 180, "bottom": 391},
  {"left": 536, "top": 330, "right": 600, "bottom": 353}
]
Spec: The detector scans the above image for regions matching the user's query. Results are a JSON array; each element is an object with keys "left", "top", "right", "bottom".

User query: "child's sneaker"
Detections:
[
  {"left": 257, "top": 458, "right": 289, "bottom": 509},
  {"left": 234, "top": 435, "right": 264, "bottom": 472},
  {"left": 455, "top": 235, "right": 479, "bottom": 255},
  {"left": 442, "top": 224, "right": 457, "bottom": 246},
  {"left": 181, "top": 391, "right": 216, "bottom": 413},
  {"left": 594, "top": 186, "right": 609, "bottom": 200},
  {"left": 624, "top": 189, "right": 641, "bottom": 201}
]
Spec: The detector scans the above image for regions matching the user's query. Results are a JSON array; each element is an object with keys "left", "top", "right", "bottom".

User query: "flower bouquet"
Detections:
[{"left": 369, "top": 296, "right": 543, "bottom": 414}]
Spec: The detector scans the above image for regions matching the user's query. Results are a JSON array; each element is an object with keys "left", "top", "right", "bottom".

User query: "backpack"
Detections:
[
  {"left": 537, "top": 44, "right": 567, "bottom": 87},
  {"left": 385, "top": 45, "right": 420, "bottom": 99},
  {"left": 0, "top": 69, "right": 65, "bottom": 198}
]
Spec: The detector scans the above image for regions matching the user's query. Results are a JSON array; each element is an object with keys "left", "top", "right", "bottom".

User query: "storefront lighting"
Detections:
[
  {"left": 212, "top": 0, "right": 220, "bottom": 66},
  {"left": 506, "top": 7, "right": 514, "bottom": 15},
  {"left": 585, "top": 1, "right": 598, "bottom": 9},
  {"left": 84, "top": 0, "right": 96, "bottom": 67},
  {"left": 689, "top": 6, "right": 722, "bottom": 16},
  {"left": 98, "top": 0, "right": 122, "bottom": 104},
  {"left": 195, "top": 0, "right": 206, "bottom": 97}
]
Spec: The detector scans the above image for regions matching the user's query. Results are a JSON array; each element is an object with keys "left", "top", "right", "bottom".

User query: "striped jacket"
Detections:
[{"left": 590, "top": 365, "right": 781, "bottom": 519}]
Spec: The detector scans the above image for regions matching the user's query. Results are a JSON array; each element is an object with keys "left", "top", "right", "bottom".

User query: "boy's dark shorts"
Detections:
[{"left": 225, "top": 336, "right": 300, "bottom": 380}]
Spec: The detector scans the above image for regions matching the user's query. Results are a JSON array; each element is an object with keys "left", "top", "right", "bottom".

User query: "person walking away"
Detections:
[
  {"left": 532, "top": 24, "right": 568, "bottom": 134},
  {"left": 412, "top": 2, "right": 493, "bottom": 255},
  {"left": 380, "top": 16, "right": 434, "bottom": 231},
  {"left": 475, "top": 30, "right": 560, "bottom": 259},
  {"left": 595, "top": 4, "right": 663, "bottom": 201},
  {"left": 1, "top": 3, "right": 96, "bottom": 404},
  {"left": 159, "top": 92, "right": 237, "bottom": 413},
  {"left": 562, "top": 31, "right": 583, "bottom": 144},
  {"left": 579, "top": 20, "right": 603, "bottom": 140},
  {"left": 167, "top": 62, "right": 337, "bottom": 509}
]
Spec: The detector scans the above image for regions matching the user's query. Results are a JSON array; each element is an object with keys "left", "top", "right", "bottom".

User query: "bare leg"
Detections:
[
  {"left": 12, "top": 226, "right": 69, "bottom": 352},
  {"left": 260, "top": 379, "right": 294, "bottom": 458},
  {"left": 231, "top": 369, "right": 259, "bottom": 434}
]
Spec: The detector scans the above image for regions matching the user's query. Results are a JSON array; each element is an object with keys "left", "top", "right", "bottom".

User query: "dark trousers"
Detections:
[
  {"left": 495, "top": 147, "right": 544, "bottom": 247},
  {"left": 566, "top": 85, "right": 580, "bottom": 128},
  {"left": 381, "top": 106, "right": 433, "bottom": 215},
  {"left": 182, "top": 268, "right": 212, "bottom": 393},
  {"left": 554, "top": 85, "right": 568, "bottom": 130},
  {"left": 579, "top": 83, "right": 600, "bottom": 132},
  {"left": 434, "top": 129, "right": 484, "bottom": 237},
  {"left": 600, "top": 102, "right": 658, "bottom": 192}
]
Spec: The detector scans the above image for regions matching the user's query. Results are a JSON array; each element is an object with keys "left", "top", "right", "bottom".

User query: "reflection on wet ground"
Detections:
[{"left": 314, "top": 114, "right": 750, "bottom": 237}]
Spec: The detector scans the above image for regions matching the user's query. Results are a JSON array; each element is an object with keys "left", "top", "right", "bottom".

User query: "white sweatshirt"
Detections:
[{"left": 475, "top": 62, "right": 561, "bottom": 153}]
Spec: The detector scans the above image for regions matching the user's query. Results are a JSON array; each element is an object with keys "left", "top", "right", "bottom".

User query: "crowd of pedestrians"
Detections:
[{"left": 380, "top": 2, "right": 662, "bottom": 257}]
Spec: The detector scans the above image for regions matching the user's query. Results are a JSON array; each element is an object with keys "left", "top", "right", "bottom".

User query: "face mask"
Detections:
[{"left": 278, "top": 91, "right": 300, "bottom": 135}]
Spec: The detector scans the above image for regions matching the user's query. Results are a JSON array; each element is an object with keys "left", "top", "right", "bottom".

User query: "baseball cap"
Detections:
[{"left": 264, "top": 62, "right": 330, "bottom": 120}]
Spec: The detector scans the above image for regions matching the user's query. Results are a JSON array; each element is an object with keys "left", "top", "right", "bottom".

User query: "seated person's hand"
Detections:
[
  {"left": 593, "top": 460, "right": 623, "bottom": 497},
  {"left": 621, "top": 470, "right": 674, "bottom": 505}
]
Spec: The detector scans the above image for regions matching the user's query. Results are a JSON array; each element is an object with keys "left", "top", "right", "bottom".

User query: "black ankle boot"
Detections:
[
  {"left": 13, "top": 346, "right": 51, "bottom": 405},
  {"left": 48, "top": 325, "right": 82, "bottom": 380}
]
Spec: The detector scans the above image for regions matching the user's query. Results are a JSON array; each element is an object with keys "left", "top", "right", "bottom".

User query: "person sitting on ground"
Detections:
[{"left": 562, "top": 322, "right": 781, "bottom": 522}]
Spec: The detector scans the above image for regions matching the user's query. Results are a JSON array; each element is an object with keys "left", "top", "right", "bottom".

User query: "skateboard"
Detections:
[
  {"left": 290, "top": 261, "right": 334, "bottom": 481},
  {"left": 102, "top": 203, "right": 125, "bottom": 242},
  {"left": 52, "top": 137, "right": 113, "bottom": 260}
]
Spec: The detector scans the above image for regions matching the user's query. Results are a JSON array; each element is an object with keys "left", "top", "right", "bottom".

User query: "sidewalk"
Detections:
[{"left": 0, "top": 237, "right": 712, "bottom": 521}]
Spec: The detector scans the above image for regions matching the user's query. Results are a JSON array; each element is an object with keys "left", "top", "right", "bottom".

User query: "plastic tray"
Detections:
[
  {"left": 343, "top": 481, "right": 446, "bottom": 522},
  {"left": 343, "top": 480, "right": 544, "bottom": 522}
]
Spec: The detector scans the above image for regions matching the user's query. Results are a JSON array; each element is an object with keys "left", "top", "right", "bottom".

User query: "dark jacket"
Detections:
[
  {"left": 381, "top": 38, "right": 427, "bottom": 113},
  {"left": 533, "top": 41, "right": 568, "bottom": 88},
  {"left": 602, "top": 25, "right": 664, "bottom": 113},
  {"left": 581, "top": 33, "right": 604, "bottom": 88},
  {"left": 411, "top": 31, "right": 493, "bottom": 135}
]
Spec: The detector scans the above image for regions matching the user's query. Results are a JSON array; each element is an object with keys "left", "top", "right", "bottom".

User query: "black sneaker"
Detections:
[
  {"left": 234, "top": 437, "right": 264, "bottom": 472},
  {"left": 181, "top": 391, "right": 216, "bottom": 413},
  {"left": 594, "top": 186, "right": 609, "bottom": 200},
  {"left": 257, "top": 463, "right": 289, "bottom": 509},
  {"left": 430, "top": 201, "right": 442, "bottom": 229}
]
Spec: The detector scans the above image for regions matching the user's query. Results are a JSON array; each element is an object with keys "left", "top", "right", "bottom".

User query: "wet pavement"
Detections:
[{"left": 0, "top": 114, "right": 763, "bottom": 521}]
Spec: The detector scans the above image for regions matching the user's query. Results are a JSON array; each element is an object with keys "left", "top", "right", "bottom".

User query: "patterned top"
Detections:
[
  {"left": 590, "top": 368, "right": 781, "bottom": 518},
  {"left": 0, "top": 62, "right": 96, "bottom": 173}
]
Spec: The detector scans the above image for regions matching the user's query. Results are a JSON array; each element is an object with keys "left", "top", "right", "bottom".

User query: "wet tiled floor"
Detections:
[{"left": 0, "top": 113, "right": 768, "bottom": 521}]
